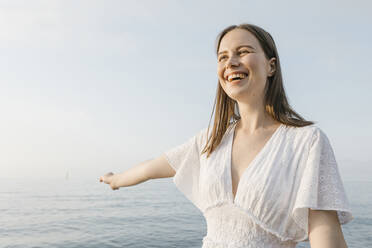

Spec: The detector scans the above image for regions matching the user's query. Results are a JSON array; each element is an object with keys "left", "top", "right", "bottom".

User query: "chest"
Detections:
[
  {"left": 230, "top": 130, "right": 277, "bottom": 194},
  {"left": 198, "top": 125, "right": 312, "bottom": 207}
]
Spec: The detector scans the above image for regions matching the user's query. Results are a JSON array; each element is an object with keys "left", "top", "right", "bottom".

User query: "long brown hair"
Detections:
[{"left": 201, "top": 23, "right": 315, "bottom": 158}]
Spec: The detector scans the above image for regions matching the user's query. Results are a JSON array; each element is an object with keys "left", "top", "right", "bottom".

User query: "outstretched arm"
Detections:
[{"left": 99, "top": 154, "right": 176, "bottom": 190}]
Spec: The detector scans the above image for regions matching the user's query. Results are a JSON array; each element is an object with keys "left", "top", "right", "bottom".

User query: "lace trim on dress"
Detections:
[
  {"left": 203, "top": 202, "right": 295, "bottom": 243},
  {"left": 201, "top": 236, "right": 295, "bottom": 248},
  {"left": 202, "top": 204, "right": 298, "bottom": 248}
]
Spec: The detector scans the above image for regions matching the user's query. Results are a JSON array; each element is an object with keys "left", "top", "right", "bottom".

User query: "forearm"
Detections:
[{"left": 112, "top": 160, "right": 151, "bottom": 188}]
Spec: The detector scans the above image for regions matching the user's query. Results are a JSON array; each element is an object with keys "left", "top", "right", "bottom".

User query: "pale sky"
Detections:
[{"left": 1, "top": 0, "right": 371, "bottom": 181}]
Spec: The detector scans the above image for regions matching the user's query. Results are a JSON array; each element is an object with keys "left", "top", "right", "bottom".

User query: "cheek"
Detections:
[
  {"left": 243, "top": 56, "right": 259, "bottom": 69},
  {"left": 217, "top": 65, "right": 225, "bottom": 80},
  {"left": 244, "top": 55, "right": 267, "bottom": 75}
]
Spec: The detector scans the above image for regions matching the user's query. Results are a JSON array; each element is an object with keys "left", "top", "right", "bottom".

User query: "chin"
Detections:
[
  {"left": 226, "top": 91, "right": 245, "bottom": 102},
  {"left": 221, "top": 81, "right": 249, "bottom": 99}
]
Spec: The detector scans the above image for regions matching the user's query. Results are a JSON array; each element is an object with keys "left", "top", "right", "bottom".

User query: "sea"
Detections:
[{"left": 0, "top": 177, "right": 371, "bottom": 248}]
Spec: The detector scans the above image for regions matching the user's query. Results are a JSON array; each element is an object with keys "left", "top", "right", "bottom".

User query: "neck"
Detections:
[{"left": 235, "top": 101, "right": 278, "bottom": 134}]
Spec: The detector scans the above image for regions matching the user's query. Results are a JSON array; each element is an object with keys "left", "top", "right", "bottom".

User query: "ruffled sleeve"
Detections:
[
  {"left": 163, "top": 128, "right": 208, "bottom": 210},
  {"left": 292, "top": 127, "right": 354, "bottom": 241}
]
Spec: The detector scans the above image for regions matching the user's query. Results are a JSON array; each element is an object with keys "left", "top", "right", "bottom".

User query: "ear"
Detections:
[{"left": 268, "top": 57, "right": 276, "bottom": 76}]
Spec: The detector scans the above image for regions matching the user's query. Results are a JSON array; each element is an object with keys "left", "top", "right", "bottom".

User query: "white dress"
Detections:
[{"left": 163, "top": 122, "right": 353, "bottom": 248}]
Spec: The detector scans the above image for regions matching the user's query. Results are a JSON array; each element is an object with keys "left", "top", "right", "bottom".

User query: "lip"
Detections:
[
  {"left": 224, "top": 71, "right": 249, "bottom": 81},
  {"left": 229, "top": 77, "right": 246, "bottom": 85}
]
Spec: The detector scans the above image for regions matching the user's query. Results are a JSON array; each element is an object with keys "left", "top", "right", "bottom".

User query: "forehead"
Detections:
[{"left": 218, "top": 28, "right": 261, "bottom": 53}]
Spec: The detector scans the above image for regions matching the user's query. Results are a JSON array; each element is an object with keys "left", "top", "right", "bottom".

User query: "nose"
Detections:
[{"left": 225, "top": 55, "right": 240, "bottom": 69}]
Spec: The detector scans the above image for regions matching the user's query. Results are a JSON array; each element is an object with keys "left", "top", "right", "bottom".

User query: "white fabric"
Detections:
[{"left": 163, "top": 122, "right": 353, "bottom": 247}]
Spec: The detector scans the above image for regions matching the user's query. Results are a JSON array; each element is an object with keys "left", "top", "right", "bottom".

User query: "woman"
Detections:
[{"left": 99, "top": 23, "right": 353, "bottom": 248}]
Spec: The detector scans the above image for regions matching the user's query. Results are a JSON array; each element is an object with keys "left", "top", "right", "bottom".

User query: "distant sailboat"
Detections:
[{"left": 65, "top": 171, "right": 69, "bottom": 180}]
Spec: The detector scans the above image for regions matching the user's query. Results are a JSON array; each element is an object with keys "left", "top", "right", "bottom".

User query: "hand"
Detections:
[{"left": 99, "top": 172, "right": 119, "bottom": 190}]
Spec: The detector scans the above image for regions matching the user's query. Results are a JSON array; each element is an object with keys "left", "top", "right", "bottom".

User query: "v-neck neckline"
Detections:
[{"left": 228, "top": 121, "right": 284, "bottom": 203}]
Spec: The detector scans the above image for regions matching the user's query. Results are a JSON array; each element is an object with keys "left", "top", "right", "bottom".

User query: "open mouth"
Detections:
[{"left": 226, "top": 73, "right": 248, "bottom": 83}]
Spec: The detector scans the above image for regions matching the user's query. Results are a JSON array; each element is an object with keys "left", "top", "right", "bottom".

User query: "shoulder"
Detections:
[
  {"left": 191, "top": 126, "right": 211, "bottom": 150},
  {"left": 284, "top": 123, "right": 319, "bottom": 133},
  {"left": 283, "top": 124, "right": 329, "bottom": 146}
]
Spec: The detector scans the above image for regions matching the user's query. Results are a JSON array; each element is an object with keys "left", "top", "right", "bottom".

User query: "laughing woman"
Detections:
[{"left": 100, "top": 23, "right": 353, "bottom": 248}]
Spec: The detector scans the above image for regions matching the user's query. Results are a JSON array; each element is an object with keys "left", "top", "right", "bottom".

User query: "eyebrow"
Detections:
[{"left": 218, "top": 45, "right": 255, "bottom": 55}]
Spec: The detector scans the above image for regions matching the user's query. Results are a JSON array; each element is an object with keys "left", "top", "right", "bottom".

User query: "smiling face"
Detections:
[{"left": 217, "top": 28, "right": 276, "bottom": 103}]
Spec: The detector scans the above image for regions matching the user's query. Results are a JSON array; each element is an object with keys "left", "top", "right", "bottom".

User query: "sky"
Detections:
[{"left": 1, "top": 0, "right": 371, "bottom": 181}]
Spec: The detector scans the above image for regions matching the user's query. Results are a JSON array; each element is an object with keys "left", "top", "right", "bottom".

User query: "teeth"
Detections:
[{"left": 227, "top": 73, "right": 247, "bottom": 82}]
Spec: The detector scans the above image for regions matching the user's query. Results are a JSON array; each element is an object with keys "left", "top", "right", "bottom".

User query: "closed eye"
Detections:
[
  {"left": 218, "top": 50, "right": 251, "bottom": 61},
  {"left": 239, "top": 50, "right": 250, "bottom": 55},
  {"left": 218, "top": 55, "right": 227, "bottom": 61}
]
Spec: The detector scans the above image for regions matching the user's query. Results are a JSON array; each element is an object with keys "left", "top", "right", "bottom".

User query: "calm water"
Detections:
[{"left": 0, "top": 177, "right": 371, "bottom": 248}]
